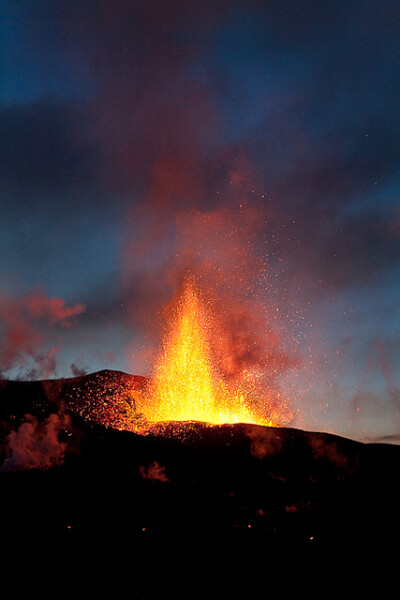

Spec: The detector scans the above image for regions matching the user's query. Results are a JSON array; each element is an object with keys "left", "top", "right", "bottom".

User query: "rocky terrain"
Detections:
[{"left": 0, "top": 370, "right": 398, "bottom": 590}]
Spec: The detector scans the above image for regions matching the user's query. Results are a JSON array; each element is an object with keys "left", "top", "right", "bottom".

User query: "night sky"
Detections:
[{"left": 1, "top": 0, "right": 399, "bottom": 443}]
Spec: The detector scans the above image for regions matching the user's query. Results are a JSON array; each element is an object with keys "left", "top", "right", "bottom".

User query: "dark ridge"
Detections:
[
  {"left": 0, "top": 368, "right": 148, "bottom": 432},
  {"left": 0, "top": 370, "right": 399, "bottom": 575}
]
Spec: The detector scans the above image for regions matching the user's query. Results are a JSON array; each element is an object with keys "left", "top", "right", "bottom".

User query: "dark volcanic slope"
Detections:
[
  {"left": 1, "top": 370, "right": 399, "bottom": 563},
  {"left": 0, "top": 369, "right": 147, "bottom": 435}
]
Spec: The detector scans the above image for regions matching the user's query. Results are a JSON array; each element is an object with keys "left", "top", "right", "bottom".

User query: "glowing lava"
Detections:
[{"left": 141, "top": 279, "right": 286, "bottom": 427}]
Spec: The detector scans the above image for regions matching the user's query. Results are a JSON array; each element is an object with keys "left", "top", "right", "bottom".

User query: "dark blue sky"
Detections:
[{"left": 1, "top": 0, "right": 399, "bottom": 442}]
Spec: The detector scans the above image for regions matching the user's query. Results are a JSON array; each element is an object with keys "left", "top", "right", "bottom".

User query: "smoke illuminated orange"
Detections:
[{"left": 141, "top": 279, "right": 289, "bottom": 427}]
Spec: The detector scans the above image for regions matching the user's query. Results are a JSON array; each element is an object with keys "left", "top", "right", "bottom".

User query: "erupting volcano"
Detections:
[{"left": 139, "top": 279, "right": 290, "bottom": 429}]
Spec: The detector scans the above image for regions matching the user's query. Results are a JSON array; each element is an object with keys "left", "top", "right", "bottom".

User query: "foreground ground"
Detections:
[{"left": 0, "top": 371, "right": 398, "bottom": 590}]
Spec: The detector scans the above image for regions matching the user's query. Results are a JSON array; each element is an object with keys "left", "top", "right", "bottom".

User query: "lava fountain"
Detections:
[{"left": 139, "top": 278, "right": 291, "bottom": 428}]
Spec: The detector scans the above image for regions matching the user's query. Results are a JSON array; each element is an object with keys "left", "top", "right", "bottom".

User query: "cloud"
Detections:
[
  {"left": 367, "top": 433, "right": 400, "bottom": 445},
  {"left": 0, "top": 412, "right": 70, "bottom": 472},
  {"left": 139, "top": 461, "right": 169, "bottom": 483},
  {"left": 0, "top": 289, "right": 85, "bottom": 378},
  {"left": 307, "top": 434, "right": 356, "bottom": 473},
  {"left": 57, "top": 0, "right": 399, "bottom": 316},
  {"left": 351, "top": 337, "right": 400, "bottom": 434},
  {"left": 23, "top": 290, "right": 85, "bottom": 325},
  {"left": 120, "top": 172, "right": 301, "bottom": 390},
  {"left": 25, "top": 346, "right": 60, "bottom": 380},
  {"left": 0, "top": 101, "right": 97, "bottom": 197},
  {"left": 70, "top": 363, "right": 88, "bottom": 378},
  {"left": 245, "top": 424, "right": 284, "bottom": 459}
]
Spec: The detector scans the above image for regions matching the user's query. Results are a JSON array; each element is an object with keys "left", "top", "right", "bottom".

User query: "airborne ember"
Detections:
[
  {"left": 138, "top": 277, "right": 292, "bottom": 430},
  {"left": 62, "top": 278, "right": 292, "bottom": 434}
]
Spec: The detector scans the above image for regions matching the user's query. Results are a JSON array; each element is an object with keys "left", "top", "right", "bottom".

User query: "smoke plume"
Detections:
[
  {"left": 1, "top": 412, "right": 71, "bottom": 472},
  {"left": 139, "top": 461, "right": 169, "bottom": 483}
]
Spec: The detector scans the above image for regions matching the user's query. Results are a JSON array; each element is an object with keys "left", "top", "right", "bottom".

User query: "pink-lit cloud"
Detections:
[
  {"left": 0, "top": 290, "right": 85, "bottom": 378},
  {"left": 0, "top": 412, "right": 70, "bottom": 472}
]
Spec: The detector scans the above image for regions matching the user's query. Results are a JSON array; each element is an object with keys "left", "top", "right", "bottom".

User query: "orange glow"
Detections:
[{"left": 140, "top": 278, "right": 289, "bottom": 428}]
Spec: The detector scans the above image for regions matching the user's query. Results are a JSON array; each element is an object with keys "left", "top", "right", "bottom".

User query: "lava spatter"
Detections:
[{"left": 140, "top": 279, "right": 291, "bottom": 429}]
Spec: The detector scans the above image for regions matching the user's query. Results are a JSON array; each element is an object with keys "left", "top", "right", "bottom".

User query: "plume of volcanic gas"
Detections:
[
  {"left": 139, "top": 277, "right": 292, "bottom": 428},
  {"left": 0, "top": 412, "right": 70, "bottom": 472}
]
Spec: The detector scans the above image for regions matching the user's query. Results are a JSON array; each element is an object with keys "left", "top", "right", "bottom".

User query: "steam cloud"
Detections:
[
  {"left": 1, "top": 412, "right": 71, "bottom": 473},
  {"left": 139, "top": 461, "right": 169, "bottom": 483},
  {"left": 245, "top": 424, "right": 284, "bottom": 459}
]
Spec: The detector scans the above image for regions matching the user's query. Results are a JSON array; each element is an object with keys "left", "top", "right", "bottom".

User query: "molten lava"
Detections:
[{"left": 141, "top": 279, "right": 288, "bottom": 428}]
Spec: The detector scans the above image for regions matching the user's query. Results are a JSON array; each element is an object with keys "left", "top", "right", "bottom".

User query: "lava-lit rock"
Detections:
[{"left": 1, "top": 370, "right": 399, "bottom": 565}]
